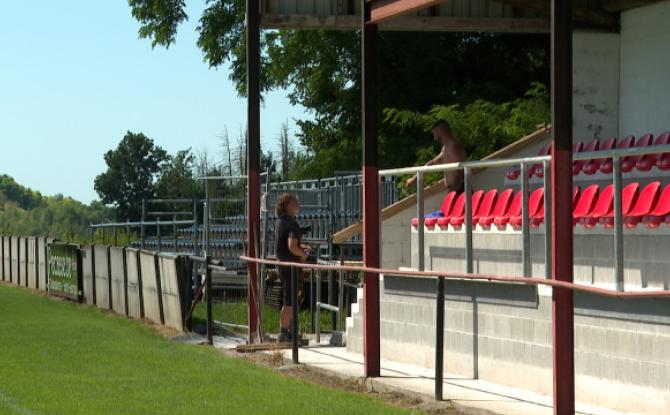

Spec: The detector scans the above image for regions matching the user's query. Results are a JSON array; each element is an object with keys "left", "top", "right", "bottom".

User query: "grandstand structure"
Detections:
[{"left": 239, "top": 1, "right": 670, "bottom": 414}]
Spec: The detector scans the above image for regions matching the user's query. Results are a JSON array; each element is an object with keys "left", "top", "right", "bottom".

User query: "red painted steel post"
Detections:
[
  {"left": 551, "top": 0, "right": 575, "bottom": 413},
  {"left": 362, "top": 0, "right": 381, "bottom": 377},
  {"left": 246, "top": 0, "right": 261, "bottom": 342}
]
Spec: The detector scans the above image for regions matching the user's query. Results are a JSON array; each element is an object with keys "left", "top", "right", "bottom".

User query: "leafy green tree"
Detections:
[
  {"left": 155, "top": 149, "right": 195, "bottom": 199},
  {"left": 127, "top": 1, "right": 549, "bottom": 177},
  {"left": 94, "top": 132, "right": 168, "bottom": 220}
]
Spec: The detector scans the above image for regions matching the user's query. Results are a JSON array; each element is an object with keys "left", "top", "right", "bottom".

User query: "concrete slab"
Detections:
[{"left": 265, "top": 345, "right": 634, "bottom": 415}]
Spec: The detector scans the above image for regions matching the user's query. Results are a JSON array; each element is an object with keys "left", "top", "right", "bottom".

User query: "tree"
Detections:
[
  {"left": 155, "top": 149, "right": 195, "bottom": 199},
  {"left": 278, "top": 120, "right": 295, "bottom": 181},
  {"left": 128, "top": 2, "right": 550, "bottom": 177},
  {"left": 94, "top": 132, "right": 168, "bottom": 220},
  {"left": 219, "top": 127, "right": 233, "bottom": 176}
]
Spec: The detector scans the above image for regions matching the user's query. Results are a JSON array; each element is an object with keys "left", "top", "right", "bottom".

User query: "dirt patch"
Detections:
[{"left": 234, "top": 350, "right": 463, "bottom": 415}]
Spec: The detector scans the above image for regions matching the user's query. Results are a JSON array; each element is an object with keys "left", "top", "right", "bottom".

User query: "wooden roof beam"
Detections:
[{"left": 368, "top": 0, "right": 447, "bottom": 23}]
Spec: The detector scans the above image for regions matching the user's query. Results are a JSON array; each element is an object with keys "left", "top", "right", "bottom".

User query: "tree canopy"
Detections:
[
  {"left": 94, "top": 132, "right": 169, "bottom": 220},
  {"left": 128, "top": 1, "right": 550, "bottom": 179}
]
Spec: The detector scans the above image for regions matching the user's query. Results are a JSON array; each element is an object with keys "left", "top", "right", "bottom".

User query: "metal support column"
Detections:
[
  {"left": 205, "top": 255, "right": 213, "bottom": 345},
  {"left": 551, "top": 0, "right": 575, "bottom": 413},
  {"left": 543, "top": 161, "right": 552, "bottom": 279},
  {"left": 435, "top": 276, "right": 445, "bottom": 401},
  {"left": 246, "top": 0, "right": 261, "bottom": 342},
  {"left": 417, "top": 172, "right": 425, "bottom": 271},
  {"left": 464, "top": 167, "right": 473, "bottom": 273},
  {"left": 291, "top": 266, "right": 299, "bottom": 364},
  {"left": 362, "top": 0, "right": 380, "bottom": 377},
  {"left": 613, "top": 157, "right": 624, "bottom": 291},
  {"left": 521, "top": 163, "right": 531, "bottom": 277}
]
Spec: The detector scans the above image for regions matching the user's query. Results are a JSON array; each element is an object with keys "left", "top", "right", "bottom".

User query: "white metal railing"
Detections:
[{"left": 380, "top": 142, "right": 670, "bottom": 291}]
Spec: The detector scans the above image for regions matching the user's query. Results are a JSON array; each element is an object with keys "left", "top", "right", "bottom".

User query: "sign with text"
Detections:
[{"left": 48, "top": 243, "right": 81, "bottom": 301}]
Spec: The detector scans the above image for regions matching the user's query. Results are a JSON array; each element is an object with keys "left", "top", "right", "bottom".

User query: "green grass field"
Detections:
[
  {"left": 193, "top": 300, "right": 340, "bottom": 335},
  {"left": 0, "top": 283, "right": 408, "bottom": 415}
]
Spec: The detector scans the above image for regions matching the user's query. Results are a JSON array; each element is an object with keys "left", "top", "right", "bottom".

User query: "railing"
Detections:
[
  {"left": 239, "top": 254, "right": 670, "bottom": 401},
  {"left": 381, "top": 155, "right": 552, "bottom": 278},
  {"left": 382, "top": 142, "right": 670, "bottom": 292}
]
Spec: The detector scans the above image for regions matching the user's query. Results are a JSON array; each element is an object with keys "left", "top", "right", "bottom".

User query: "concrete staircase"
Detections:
[{"left": 345, "top": 286, "right": 364, "bottom": 353}]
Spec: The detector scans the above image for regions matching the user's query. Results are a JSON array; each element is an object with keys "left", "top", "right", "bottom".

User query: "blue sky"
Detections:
[{"left": 0, "top": 1, "right": 306, "bottom": 203}]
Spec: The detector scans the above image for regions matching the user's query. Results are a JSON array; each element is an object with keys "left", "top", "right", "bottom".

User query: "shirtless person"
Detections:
[{"left": 404, "top": 119, "right": 467, "bottom": 192}]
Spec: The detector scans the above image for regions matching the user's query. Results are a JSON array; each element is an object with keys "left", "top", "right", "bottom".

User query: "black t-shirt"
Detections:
[{"left": 275, "top": 215, "right": 301, "bottom": 262}]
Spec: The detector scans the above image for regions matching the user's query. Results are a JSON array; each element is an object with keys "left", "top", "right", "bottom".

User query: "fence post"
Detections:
[
  {"left": 521, "top": 162, "right": 531, "bottom": 277},
  {"left": 417, "top": 172, "right": 425, "bottom": 271},
  {"left": 435, "top": 276, "right": 445, "bottom": 400},
  {"left": 464, "top": 167, "right": 473, "bottom": 274},
  {"left": 206, "top": 255, "right": 213, "bottom": 345},
  {"left": 291, "top": 266, "right": 299, "bottom": 364}
]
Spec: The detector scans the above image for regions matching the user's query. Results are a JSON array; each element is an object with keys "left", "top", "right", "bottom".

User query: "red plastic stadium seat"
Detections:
[
  {"left": 624, "top": 181, "right": 661, "bottom": 228},
  {"left": 574, "top": 139, "right": 598, "bottom": 175},
  {"left": 437, "top": 193, "right": 465, "bottom": 228},
  {"left": 509, "top": 188, "right": 545, "bottom": 228},
  {"left": 643, "top": 184, "right": 670, "bottom": 228},
  {"left": 579, "top": 184, "right": 614, "bottom": 227},
  {"left": 451, "top": 190, "right": 485, "bottom": 227},
  {"left": 472, "top": 189, "right": 498, "bottom": 226},
  {"left": 480, "top": 189, "right": 514, "bottom": 228},
  {"left": 637, "top": 132, "right": 670, "bottom": 171},
  {"left": 583, "top": 137, "right": 616, "bottom": 175},
  {"left": 425, "top": 191, "right": 458, "bottom": 228},
  {"left": 572, "top": 184, "right": 599, "bottom": 225},
  {"left": 530, "top": 187, "right": 578, "bottom": 227},
  {"left": 600, "top": 182, "right": 640, "bottom": 228},
  {"left": 600, "top": 135, "right": 635, "bottom": 174},
  {"left": 494, "top": 191, "right": 522, "bottom": 229},
  {"left": 531, "top": 144, "right": 551, "bottom": 178},
  {"left": 622, "top": 134, "right": 653, "bottom": 172}
]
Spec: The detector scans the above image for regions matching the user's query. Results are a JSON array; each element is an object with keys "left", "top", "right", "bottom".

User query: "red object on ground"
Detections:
[
  {"left": 450, "top": 190, "right": 484, "bottom": 227},
  {"left": 574, "top": 139, "right": 599, "bottom": 175},
  {"left": 600, "top": 135, "right": 635, "bottom": 174},
  {"left": 480, "top": 189, "right": 514, "bottom": 228},
  {"left": 572, "top": 184, "right": 599, "bottom": 225},
  {"left": 622, "top": 134, "right": 653, "bottom": 172},
  {"left": 643, "top": 184, "right": 670, "bottom": 228},
  {"left": 583, "top": 137, "right": 616, "bottom": 175},
  {"left": 624, "top": 181, "right": 661, "bottom": 227},
  {"left": 494, "top": 191, "right": 522, "bottom": 229},
  {"left": 599, "top": 182, "right": 640, "bottom": 227},
  {"left": 579, "top": 184, "right": 614, "bottom": 227},
  {"left": 637, "top": 132, "right": 670, "bottom": 171}
]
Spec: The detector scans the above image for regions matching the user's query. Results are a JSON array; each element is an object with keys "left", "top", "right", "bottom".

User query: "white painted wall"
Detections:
[
  {"left": 573, "top": 32, "right": 621, "bottom": 140},
  {"left": 619, "top": 0, "right": 670, "bottom": 137}
]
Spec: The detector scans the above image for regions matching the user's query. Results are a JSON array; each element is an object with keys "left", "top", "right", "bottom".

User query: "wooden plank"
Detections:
[
  {"left": 261, "top": 14, "right": 550, "bottom": 32},
  {"left": 370, "top": 0, "right": 446, "bottom": 23}
]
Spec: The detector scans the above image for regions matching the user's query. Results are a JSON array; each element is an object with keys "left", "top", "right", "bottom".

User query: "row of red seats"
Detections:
[
  {"left": 412, "top": 181, "right": 670, "bottom": 230},
  {"left": 506, "top": 132, "right": 670, "bottom": 180}
]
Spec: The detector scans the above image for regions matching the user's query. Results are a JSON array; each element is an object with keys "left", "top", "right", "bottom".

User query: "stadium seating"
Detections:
[
  {"left": 625, "top": 181, "right": 661, "bottom": 227},
  {"left": 599, "top": 182, "right": 639, "bottom": 227},
  {"left": 533, "top": 144, "right": 552, "bottom": 178},
  {"left": 479, "top": 189, "right": 514, "bottom": 228},
  {"left": 509, "top": 188, "right": 544, "bottom": 228},
  {"left": 643, "top": 184, "right": 670, "bottom": 227},
  {"left": 494, "top": 191, "right": 522, "bottom": 229},
  {"left": 621, "top": 134, "right": 653, "bottom": 172},
  {"left": 450, "top": 190, "right": 484, "bottom": 227},
  {"left": 572, "top": 184, "right": 599, "bottom": 225},
  {"left": 637, "top": 132, "right": 670, "bottom": 171},
  {"left": 583, "top": 137, "right": 617, "bottom": 175},
  {"left": 573, "top": 140, "right": 593, "bottom": 175},
  {"left": 600, "top": 135, "right": 635, "bottom": 174}
]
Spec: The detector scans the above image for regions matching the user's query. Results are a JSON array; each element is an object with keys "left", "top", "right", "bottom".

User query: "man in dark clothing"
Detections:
[{"left": 274, "top": 193, "right": 310, "bottom": 342}]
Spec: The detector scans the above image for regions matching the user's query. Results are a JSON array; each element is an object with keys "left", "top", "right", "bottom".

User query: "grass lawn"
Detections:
[
  {"left": 0, "top": 283, "right": 409, "bottom": 415},
  {"left": 193, "top": 300, "right": 339, "bottom": 335}
]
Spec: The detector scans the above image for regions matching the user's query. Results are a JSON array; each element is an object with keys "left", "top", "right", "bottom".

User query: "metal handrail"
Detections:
[
  {"left": 379, "top": 155, "right": 551, "bottom": 176},
  {"left": 240, "top": 255, "right": 670, "bottom": 298}
]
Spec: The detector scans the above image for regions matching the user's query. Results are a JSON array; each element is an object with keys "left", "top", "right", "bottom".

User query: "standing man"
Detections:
[{"left": 405, "top": 119, "right": 467, "bottom": 192}]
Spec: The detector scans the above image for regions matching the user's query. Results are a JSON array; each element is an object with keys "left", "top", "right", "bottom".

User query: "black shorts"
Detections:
[{"left": 278, "top": 266, "right": 293, "bottom": 307}]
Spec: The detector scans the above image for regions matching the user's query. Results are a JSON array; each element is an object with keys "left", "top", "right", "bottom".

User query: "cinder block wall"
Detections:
[{"left": 347, "top": 228, "right": 670, "bottom": 413}]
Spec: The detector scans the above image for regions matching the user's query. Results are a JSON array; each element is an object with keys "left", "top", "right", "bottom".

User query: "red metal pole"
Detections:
[
  {"left": 551, "top": 0, "right": 575, "bottom": 413},
  {"left": 362, "top": 0, "right": 381, "bottom": 377},
  {"left": 246, "top": 0, "right": 261, "bottom": 341}
]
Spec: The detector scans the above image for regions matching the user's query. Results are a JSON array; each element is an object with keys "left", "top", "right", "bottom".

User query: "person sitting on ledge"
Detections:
[
  {"left": 405, "top": 119, "right": 467, "bottom": 193},
  {"left": 274, "top": 193, "right": 311, "bottom": 343}
]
